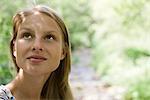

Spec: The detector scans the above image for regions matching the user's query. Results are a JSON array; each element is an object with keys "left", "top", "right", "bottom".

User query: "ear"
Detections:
[
  {"left": 60, "top": 45, "right": 66, "bottom": 60},
  {"left": 13, "top": 51, "right": 16, "bottom": 57},
  {"left": 13, "top": 41, "right": 16, "bottom": 57}
]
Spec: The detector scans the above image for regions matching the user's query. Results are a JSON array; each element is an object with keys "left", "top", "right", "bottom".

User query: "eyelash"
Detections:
[
  {"left": 22, "top": 32, "right": 32, "bottom": 40},
  {"left": 21, "top": 32, "right": 56, "bottom": 41},
  {"left": 45, "top": 34, "right": 55, "bottom": 41}
]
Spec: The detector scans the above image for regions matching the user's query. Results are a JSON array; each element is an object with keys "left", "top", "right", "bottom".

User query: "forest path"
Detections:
[{"left": 69, "top": 48, "right": 125, "bottom": 100}]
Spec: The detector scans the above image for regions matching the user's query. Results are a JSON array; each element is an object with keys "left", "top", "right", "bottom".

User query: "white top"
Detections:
[{"left": 0, "top": 85, "right": 15, "bottom": 100}]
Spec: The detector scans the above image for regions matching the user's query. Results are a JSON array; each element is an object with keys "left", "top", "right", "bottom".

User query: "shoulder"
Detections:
[{"left": 0, "top": 85, "right": 15, "bottom": 100}]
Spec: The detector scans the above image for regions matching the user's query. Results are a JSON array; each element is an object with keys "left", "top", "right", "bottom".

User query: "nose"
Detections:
[{"left": 32, "top": 38, "right": 44, "bottom": 52}]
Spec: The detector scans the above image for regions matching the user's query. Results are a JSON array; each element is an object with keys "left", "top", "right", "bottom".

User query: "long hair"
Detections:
[{"left": 10, "top": 5, "right": 73, "bottom": 100}]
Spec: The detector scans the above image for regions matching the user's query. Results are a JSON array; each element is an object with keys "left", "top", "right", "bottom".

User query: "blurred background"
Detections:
[{"left": 0, "top": 0, "right": 150, "bottom": 100}]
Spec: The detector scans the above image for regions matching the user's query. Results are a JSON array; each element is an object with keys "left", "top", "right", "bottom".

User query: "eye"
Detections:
[
  {"left": 22, "top": 32, "right": 32, "bottom": 40},
  {"left": 45, "top": 34, "right": 55, "bottom": 41}
]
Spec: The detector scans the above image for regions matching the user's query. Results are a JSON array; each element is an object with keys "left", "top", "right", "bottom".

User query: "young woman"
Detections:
[{"left": 0, "top": 5, "right": 73, "bottom": 100}]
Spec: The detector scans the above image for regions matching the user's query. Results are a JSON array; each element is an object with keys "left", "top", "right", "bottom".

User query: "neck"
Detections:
[{"left": 7, "top": 69, "right": 51, "bottom": 100}]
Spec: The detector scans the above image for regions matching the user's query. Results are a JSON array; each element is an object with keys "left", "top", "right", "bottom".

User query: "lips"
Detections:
[{"left": 27, "top": 55, "right": 47, "bottom": 63}]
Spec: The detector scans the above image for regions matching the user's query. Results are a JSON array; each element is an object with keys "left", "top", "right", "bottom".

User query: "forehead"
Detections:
[{"left": 19, "top": 12, "right": 61, "bottom": 33}]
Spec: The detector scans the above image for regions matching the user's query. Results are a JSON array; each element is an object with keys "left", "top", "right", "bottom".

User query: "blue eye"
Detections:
[{"left": 23, "top": 32, "right": 32, "bottom": 40}]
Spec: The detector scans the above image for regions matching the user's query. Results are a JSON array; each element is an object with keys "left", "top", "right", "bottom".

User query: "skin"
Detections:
[{"left": 6, "top": 12, "right": 65, "bottom": 100}]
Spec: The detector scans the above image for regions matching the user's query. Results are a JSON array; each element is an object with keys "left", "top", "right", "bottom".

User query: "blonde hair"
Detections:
[{"left": 10, "top": 5, "right": 73, "bottom": 100}]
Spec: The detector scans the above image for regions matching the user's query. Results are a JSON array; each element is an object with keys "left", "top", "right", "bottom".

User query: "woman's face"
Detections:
[{"left": 13, "top": 12, "right": 65, "bottom": 76}]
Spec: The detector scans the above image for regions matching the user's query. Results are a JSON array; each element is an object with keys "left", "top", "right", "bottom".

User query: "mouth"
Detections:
[{"left": 27, "top": 55, "right": 47, "bottom": 63}]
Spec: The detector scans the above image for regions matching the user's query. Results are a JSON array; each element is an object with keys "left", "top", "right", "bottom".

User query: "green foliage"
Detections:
[
  {"left": 124, "top": 48, "right": 150, "bottom": 64},
  {"left": 58, "top": 0, "right": 93, "bottom": 50},
  {"left": 114, "top": 0, "right": 147, "bottom": 28},
  {"left": 114, "top": 0, "right": 150, "bottom": 35},
  {"left": 125, "top": 48, "right": 150, "bottom": 59},
  {"left": 91, "top": 0, "right": 150, "bottom": 99},
  {"left": 0, "top": 67, "right": 13, "bottom": 84},
  {"left": 0, "top": 0, "right": 26, "bottom": 84},
  {"left": 124, "top": 72, "right": 150, "bottom": 100}
]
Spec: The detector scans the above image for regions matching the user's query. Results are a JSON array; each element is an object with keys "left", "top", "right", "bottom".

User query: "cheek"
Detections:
[
  {"left": 16, "top": 39, "right": 31, "bottom": 51},
  {"left": 47, "top": 44, "right": 63, "bottom": 63},
  {"left": 15, "top": 47, "right": 25, "bottom": 67},
  {"left": 16, "top": 42, "right": 26, "bottom": 56},
  {"left": 15, "top": 41, "right": 29, "bottom": 66},
  {"left": 51, "top": 47, "right": 62, "bottom": 61}
]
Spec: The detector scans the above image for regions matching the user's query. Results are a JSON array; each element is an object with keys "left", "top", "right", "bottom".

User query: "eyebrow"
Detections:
[
  {"left": 44, "top": 30, "right": 58, "bottom": 34},
  {"left": 20, "top": 27, "right": 60, "bottom": 36},
  {"left": 20, "top": 27, "right": 35, "bottom": 33}
]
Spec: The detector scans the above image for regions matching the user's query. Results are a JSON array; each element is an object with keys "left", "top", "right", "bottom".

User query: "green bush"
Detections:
[
  {"left": 0, "top": 66, "right": 13, "bottom": 84},
  {"left": 0, "top": 0, "right": 26, "bottom": 84},
  {"left": 124, "top": 47, "right": 150, "bottom": 64},
  {"left": 124, "top": 72, "right": 150, "bottom": 100},
  {"left": 91, "top": 0, "right": 150, "bottom": 99}
]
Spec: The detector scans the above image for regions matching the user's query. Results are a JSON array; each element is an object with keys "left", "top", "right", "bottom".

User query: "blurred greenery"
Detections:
[
  {"left": 124, "top": 47, "right": 150, "bottom": 64},
  {"left": 124, "top": 71, "right": 150, "bottom": 100},
  {"left": 0, "top": 0, "right": 26, "bottom": 84},
  {"left": 91, "top": 0, "right": 150, "bottom": 99},
  {"left": 0, "top": 0, "right": 150, "bottom": 99},
  {"left": 51, "top": 0, "right": 94, "bottom": 50}
]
